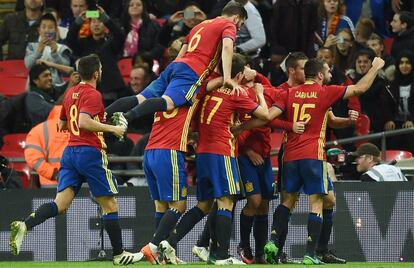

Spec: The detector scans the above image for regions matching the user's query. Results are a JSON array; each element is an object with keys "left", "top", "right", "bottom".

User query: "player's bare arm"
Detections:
[
  {"left": 343, "top": 57, "right": 385, "bottom": 99},
  {"left": 79, "top": 113, "right": 125, "bottom": 138},
  {"left": 252, "top": 83, "right": 270, "bottom": 120},
  {"left": 176, "top": 43, "right": 188, "bottom": 59},
  {"left": 327, "top": 110, "right": 359, "bottom": 129}
]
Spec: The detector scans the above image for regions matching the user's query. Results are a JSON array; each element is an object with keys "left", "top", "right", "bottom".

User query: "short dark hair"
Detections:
[
  {"left": 398, "top": 11, "right": 414, "bottom": 29},
  {"left": 368, "top": 33, "right": 383, "bottom": 44},
  {"left": 78, "top": 54, "right": 101, "bottom": 81},
  {"left": 39, "top": 12, "right": 57, "bottom": 27},
  {"left": 285, "top": 52, "right": 308, "bottom": 70},
  {"left": 231, "top": 53, "right": 246, "bottom": 78},
  {"left": 222, "top": 1, "right": 248, "bottom": 20},
  {"left": 29, "top": 64, "right": 50, "bottom": 87},
  {"left": 356, "top": 17, "right": 375, "bottom": 40},
  {"left": 355, "top": 48, "right": 376, "bottom": 62},
  {"left": 304, "top": 58, "right": 325, "bottom": 80}
]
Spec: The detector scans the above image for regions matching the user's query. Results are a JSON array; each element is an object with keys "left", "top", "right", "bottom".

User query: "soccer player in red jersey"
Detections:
[
  {"left": 237, "top": 57, "right": 385, "bottom": 264},
  {"left": 9, "top": 54, "right": 143, "bottom": 265},
  {"left": 105, "top": 1, "right": 248, "bottom": 122}
]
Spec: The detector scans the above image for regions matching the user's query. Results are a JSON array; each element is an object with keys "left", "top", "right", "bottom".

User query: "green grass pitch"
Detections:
[{"left": 0, "top": 262, "right": 413, "bottom": 268}]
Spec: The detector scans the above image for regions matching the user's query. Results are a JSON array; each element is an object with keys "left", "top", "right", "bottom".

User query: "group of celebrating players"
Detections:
[{"left": 9, "top": 1, "right": 385, "bottom": 266}]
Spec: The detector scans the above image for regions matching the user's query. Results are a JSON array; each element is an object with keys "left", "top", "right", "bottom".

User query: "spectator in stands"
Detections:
[
  {"left": 158, "top": 2, "right": 206, "bottom": 49},
  {"left": 44, "top": 7, "right": 69, "bottom": 39},
  {"left": 355, "top": 143, "right": 407, "bottom": 181},
  {"left": 65, "top": 5, "right": 125, "bottom": 106},
  {"left": 383, "top": 50, "right": 414, "bottom": 154},
  {"left": 392, "top": 0, "right": 414, "bottom": 14},
  {"left": 132, "top": 51, "right": 159, "bottom": 80},
  {"left": 0, "top": 0, "right": 43, "bottom": 60},
  {"left": 25, "top": 13, "right": 71, "bottom": 86},
  {"left": 24, "top": 105, "right": 69, "bottom": 187},
  {"left": 354, "top": 17, "right": 375, "bottom": 46},
  {"left": 121, "top": 0, "right": 164, "bottom": 61},
  {"left": 234, "top": 0, "right": 266, "bottom": 61},
  {"left": 367, "top": 33, "right": 395, "bottom": 81},
  {"left": 348, "top": 48, "right": 388, "bottom": 133},
  {"left": 167, "top": 36, "right": 185, "bottom": 64},
  {"left": 125, "top": 64, "right": 151, "bottom": 95},
  {"left": 332, "top": 28, "right": 357, "bottom": 72},
  {"left": 270, "top": 0, "right": 318, "bottom": 64},
  {"left": 316, "top": 0, "right": 355, "bottom": 49},
  {"left": 390, "top": 11, "right": 414, "bottom": 59}
]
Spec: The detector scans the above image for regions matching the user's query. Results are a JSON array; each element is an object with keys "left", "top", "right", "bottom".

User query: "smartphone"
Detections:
[
  {"left": 44, "top": 32, "right": 56, "bottom": 40},
  {"left": 86, "top": 10, "right": 100, "bottom": 18},
  {"left": 183, "top": 10, "right": 195, "bottom": 20}
]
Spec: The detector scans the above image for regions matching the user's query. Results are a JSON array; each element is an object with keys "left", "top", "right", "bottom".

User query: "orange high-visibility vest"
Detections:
[{"left": 24, "top": 106, "right": 69, "bottom": 186}]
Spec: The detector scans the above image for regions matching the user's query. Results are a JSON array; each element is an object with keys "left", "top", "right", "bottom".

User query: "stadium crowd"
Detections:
[{"left": 1, "top": 0, "right": 414, "bottom": 265}]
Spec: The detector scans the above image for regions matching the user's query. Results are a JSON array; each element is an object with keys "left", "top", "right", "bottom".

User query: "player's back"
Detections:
[
  {"left": 283, "top": 82, "right": 346, "bottom": 161},
  {"left": 175, "top": 17, "right": 236, "bottom": 77},
  {"left": 61, "top": 83, "right": 106, "bottom": 149},
  {"left": 197, "top": 87, "right": 258, "bottom": 157}
]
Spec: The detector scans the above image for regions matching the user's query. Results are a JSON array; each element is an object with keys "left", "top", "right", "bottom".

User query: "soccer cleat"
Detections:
[
  {"left": 9, "top": 221, "right": 27, "bottom": 256},
  {"left": 264, "top": 241, "right": 279, "bottom": 264},
  {"left": 192, "top": 245, "right": 210, "bottom": 262},
  {"left": 140, "top": 244, "right": 162, "bottom": 264},
  {"left": 303, "top": 255, "right": 324, "bottom": 265},
  {"left": 215, "top": 256, "right": 246, "bottom": 265},
  {"left": 254, "top": 255, "right": 267, "bottom": 264},
  {"left": 158, "top": 240, "right": 178, "bottom": 265},
  {"left": 237, "top": 245, "right": 254, "bottom": 264},
  {"left": 113, "top": 250, "right": 144, "bottom": 265},
  {"left": 317, "top": 250, "right": 346, "bottom": 264},
  {"left": 278, "top": 251, "right": 301, "bottom": 264}
]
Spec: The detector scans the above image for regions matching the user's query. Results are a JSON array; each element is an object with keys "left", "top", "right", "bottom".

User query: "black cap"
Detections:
[{"left": 354, "top": 143, "right": 380, "bottom": 157}]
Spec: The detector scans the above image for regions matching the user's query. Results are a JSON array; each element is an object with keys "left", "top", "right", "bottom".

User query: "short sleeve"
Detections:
[
  {"left": 222, "top": 22, "right": 236, "bottom": 41},
  {"left": 270, "top": 89, "right": 287, "bottom": 112},
  {"left": 324, "top": 85, "right": 347, "bottom": 106},
  {"left": 79, "top": 90, "right": 103, "bottom": 117},
  {"left": 236, "top": 94, "right": 259, "bottom": 114}
]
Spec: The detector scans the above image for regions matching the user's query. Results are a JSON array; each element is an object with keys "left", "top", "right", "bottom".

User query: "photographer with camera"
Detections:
[
  {"left": 355, "top": 143, "right": 408, "bottom": 182},
  {"left": 25, "top": 13, "right": 71, "bottom": 86}
]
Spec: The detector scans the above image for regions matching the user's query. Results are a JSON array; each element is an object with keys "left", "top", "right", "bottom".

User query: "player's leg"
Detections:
[
  {"left": 193, "top": 202, "right": 216, "bottom": 262},
  {"left": 154, "top": 200, "right": 168, "bottom": 229},
  {"left": 253, "top": 200, "right": 269, "bottom": 264},
  {"left": 301, "top": 160, "right": 328, "bottom": 265}
]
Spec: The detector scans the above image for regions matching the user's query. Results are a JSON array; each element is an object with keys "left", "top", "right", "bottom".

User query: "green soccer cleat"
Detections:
[
  {"left": 264, "top": 241, "right": 279, "bottom": 264},
  {"left": 9, "top": 221, "right": 27, "bottom": 256},
  {"left": 303, "top": 254, "right": 325, "bottom": 265}
]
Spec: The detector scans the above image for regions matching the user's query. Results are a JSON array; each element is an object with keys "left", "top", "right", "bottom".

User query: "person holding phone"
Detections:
[{"left": 25, "top": 13, "right": 71, "bottom": 86}]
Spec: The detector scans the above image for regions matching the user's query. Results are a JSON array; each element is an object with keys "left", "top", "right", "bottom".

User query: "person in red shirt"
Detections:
[
  {"left": 238, "top": 56, "right": 385, "bottom": 264},
  {"left": 9, "top": 54, "right": 143, "bottom": 265},
  {"left": 105, "top": 1, "right": 248, "bottom": 123}
]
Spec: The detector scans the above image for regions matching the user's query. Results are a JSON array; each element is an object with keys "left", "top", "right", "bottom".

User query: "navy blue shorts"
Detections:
[
  {"left": 282, "top": 159, "right": 329, "bottom": 195},
  {"left": 144, "top": 149, "right": 188, "bottom": 201},
  {"left": 196, "top": 153, "right": 241, "bottom": 201},
  {"left": 58, "top": 146, "right": 118, "bottom": 197},
  {"left": 140, "top": 62, "right": 201, "bottom": 106},
  {"left": 238, "top": 156, "right": 277, "bottom": 200}
]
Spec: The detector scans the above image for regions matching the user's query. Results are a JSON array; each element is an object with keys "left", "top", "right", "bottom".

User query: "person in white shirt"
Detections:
[{"left": 355, "top": 143, "right": 408, "bottom": 182}]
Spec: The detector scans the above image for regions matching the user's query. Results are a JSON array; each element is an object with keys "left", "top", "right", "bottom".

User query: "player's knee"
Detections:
[
  {"left": 323, "top": 193, "right": 336, "bottom": 209},
  {"left": 247, "top": 194, "right": 262, "bottom": 210},
  {"left": 162, "top": 95, "right": 175, "bottom": 111},
  {"left": 197, "top": 200, "right": 213, "bottom": 215},
  {"left": 169, "top": 200, "right": 186, "bottom": 214},
  {"left": 217, "top": 196, "right": 234, "bottom": 211},
  {"left": 257, "top": 199, "right": 269, "bottom": 214}
]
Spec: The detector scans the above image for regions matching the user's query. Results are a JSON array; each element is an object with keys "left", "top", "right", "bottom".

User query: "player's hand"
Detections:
[
  {"left": 372, "top": 57, "right": 385, "bottom": 70},
  {"left": 348, "top": 110, "right": 359, "bottom": 122},
  {"left": 253, "top": 83, "right": 264, "bottom": 95},
  {"left": 230, "top": 123, "right": 243, "bottom": 137},
  {"left": 243, "top": 66, "right": 256, "bottom": 81},
  {"left": 246, "top": 149, "right": 264, "bottom": 166},
  {"left": 292, "top": 121, "right": 306, "bottom": 134},
  {"left": 402, "top": 121, "right": 414, "bottom": 129},
  {"left": 224, "top": 78, "right": 246, "bottom": 96},
  {"left": 111, "top": 125, "right": 126, "bottom": 140},
  {"left": 384, "top": 121, "right": 395, "bottom": 131}
]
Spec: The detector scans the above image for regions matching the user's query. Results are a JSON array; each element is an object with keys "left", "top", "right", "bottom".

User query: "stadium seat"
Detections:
[
  {"left": 0, "top": 77, "right": 27, "bottom": 97},
  {"left": 1, "top": 133, "right": 27, "bottom": 153},
  {"left": 383, "top": 38, "right": 394, "bottom": 55},
  {"left": 0, "top": 150, "right": 31, "bottom": 188},
  {"left": 127, "top": 133, "right": 143, "bottom": 145},
  {"left": 117, "top": 58, "right": 132, "bottom": 78},
  {"left": 385, "top": 150, "right": 413, "bottom": 161},
  {"left": 0, "top": 59, "right": 28, "bottom": 78},
  {"left": 355, "top": 114, "right": 370, "bottom": 136}
]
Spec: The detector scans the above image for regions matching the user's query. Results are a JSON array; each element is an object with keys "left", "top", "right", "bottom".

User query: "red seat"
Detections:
[
  {"left": 0, "top": 150, "right": 31, "bottom": 188},
  {"left": 355, "top": 114, "right": 370, "bottom": 136},
  {"left": 1, "top": 133, "right": 27, "bottom": 153},
  {"left": 383, "top": 38, "right": 394, "bottom": 55},
  {"left": 127, "top": 133, "right": 143, "bottom": 145},
  {"left": 117, "top": 58, "right": 132, "bottom": 78},
  {"left": 385, "top": 150, "right": 413, "bottom": 161},
  {"left": 0, "top": 77, "right": 27, "bottom": 97},
  {"left": 0, "top": 60, "right": 28, "bottom": 78}
]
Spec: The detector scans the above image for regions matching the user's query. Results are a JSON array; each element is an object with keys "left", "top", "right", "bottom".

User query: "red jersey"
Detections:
[
  {"left": 175, "top": 17, "right": 236, "bottom": 77},
  {"left": 60, "top": 83, "right": 106, "bottom": 149},
  {"left": 277, "top": 82, "right": 347, "bottom": 161},
  {"left": 197, "top": 87, "right": 259, "bottom": 157}
]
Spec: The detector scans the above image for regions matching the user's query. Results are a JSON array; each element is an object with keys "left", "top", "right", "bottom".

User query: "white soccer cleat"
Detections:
[
  {"left": 159, "top": 240, "right": 178, "bottom": 264},
  {"left": 192, "top": 245, "right": 210, "bottom": 262},
  {"left": 215, "top": 256, "right": 246, "bottom": 265},
  {"left": 113, "top": 250, "right": 144, "bottom": 265},
  {"left": 9, "top": 221, "right": 27, "bottom": 256}
]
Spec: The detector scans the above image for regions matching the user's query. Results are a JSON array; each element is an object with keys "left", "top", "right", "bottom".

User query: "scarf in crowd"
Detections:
[
  {"left": 321, "top": 14, "right": 340, "bottom": 41},
  {"left": 124, "top": 20, "right": 142, "bottom": 57}
]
